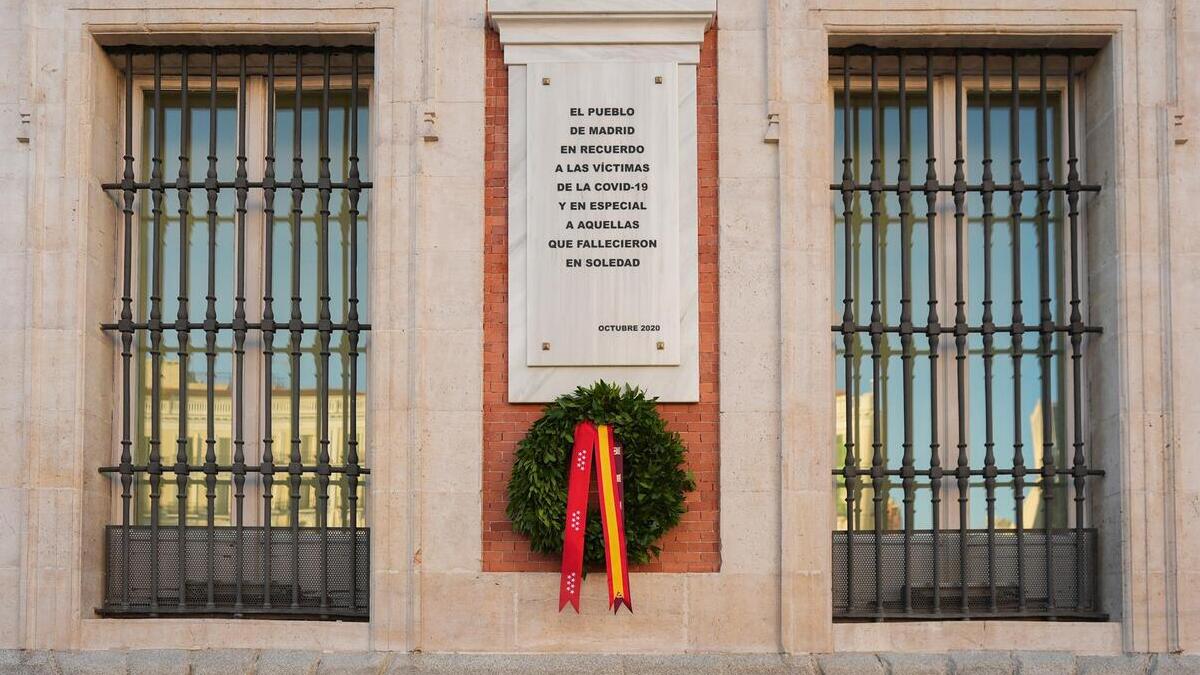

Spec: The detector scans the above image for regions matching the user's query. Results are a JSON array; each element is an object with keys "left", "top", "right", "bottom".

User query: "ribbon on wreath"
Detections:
[{"left": 559, "top": 420, "right": 633, "bottom": 613}]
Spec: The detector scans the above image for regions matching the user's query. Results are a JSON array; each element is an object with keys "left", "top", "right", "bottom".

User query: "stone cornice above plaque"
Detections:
[{"left": 488, "top": 0, "right": 715, "bottom": 65}]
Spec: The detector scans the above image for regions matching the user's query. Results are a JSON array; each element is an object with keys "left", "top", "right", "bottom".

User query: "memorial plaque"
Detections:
[
  {"left": 497, "top": 5, "right": 706, "bottom": 402},
  {"left": 524, "top": 61, "right": 680, "bottom": 367}
]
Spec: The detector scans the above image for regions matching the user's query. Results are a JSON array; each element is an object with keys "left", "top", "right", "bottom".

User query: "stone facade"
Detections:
[
  {"left": 4, "top": 650, "right": 1200, "bottom": 674},
  {"left": 0, "top": 0, "right": 1197, "bottom": 666}
]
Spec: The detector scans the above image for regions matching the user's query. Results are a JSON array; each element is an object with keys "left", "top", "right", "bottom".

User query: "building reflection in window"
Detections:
[{"left": 131, "top": 88, "right": 370, "bottom": 528}]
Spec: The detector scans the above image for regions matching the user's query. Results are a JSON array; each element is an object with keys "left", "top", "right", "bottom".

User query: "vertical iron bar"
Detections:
[
  {"left": 118, "top": 47, "right": 136, "bottom": 611},
  {"left": 174, "top": 49, "right": 192, "bottom": 610},
  {"left": 1009, "top": 55, "right": 1027, "bottom": 612},
  {"left": 288, "top": 50, "right": 305, "bottom": 610},
  {"left": 850, "top": 109, "right": 866, "bottom": 566},
  {"left": 868, "top": 51, "right": 886, "bottom": 617},
  {"left": 316, "top": 50, "right": 333, "bottom": 614},
  {"left": 203, "top": 47, "right": 220, "bottom": 611},
  {"left": 838, "top": 55, "right": 858, "bottom": 613},
  {"left": 1067, "top": 54, "right": 1088, "bottom": 610},
  {"left": 924, "top": 52, "right": 942, "bottom": 616},
  {"left": 233, "top": 49, "right": 250, "bottom": 613},
  {"left": 148, "top": 47, "right": 166, "bottom": 615},
  {"left": 980, "top": 53, "right": 999, "bottom": 614},
  {"left": 952, "top": 52, "right": 970, "bottom": 615},
  {"left": 1036, "top": 54, "right": 1058, "bottom": 612},
  {"left": 897, "top": 52, "right": 916, "bottom": 615},
  {"left": 261, "top": 49, "right": 278, "bottom": 610},
  {"left": 346, "top": 48, "right": 363, "bottom": 612}
]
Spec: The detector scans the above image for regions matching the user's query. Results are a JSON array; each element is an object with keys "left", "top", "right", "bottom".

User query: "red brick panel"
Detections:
[{"left": 482, "top": 27, "right": 720, "bottom": 573}]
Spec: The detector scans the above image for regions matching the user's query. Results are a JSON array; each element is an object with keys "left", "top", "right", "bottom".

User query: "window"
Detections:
[
  {"left": 831, "top": 47, "right": 1103, "bottom": 619},
  {"left": 100, "top": 46, "right": 372, "bottom": 619}
]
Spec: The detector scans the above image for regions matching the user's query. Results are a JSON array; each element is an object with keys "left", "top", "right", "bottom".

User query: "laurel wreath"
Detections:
[{"left": 506, "top": 381, "right": 695, "bottom": 566}]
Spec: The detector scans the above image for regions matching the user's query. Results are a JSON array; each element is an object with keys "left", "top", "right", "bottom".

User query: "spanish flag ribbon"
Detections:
[{"left": 559, "top": 421, "right": 633, "bottom": 613}]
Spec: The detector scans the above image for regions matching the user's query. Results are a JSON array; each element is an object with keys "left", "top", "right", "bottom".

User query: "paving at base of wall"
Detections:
[{"left": 0, "top": 650, "right": 1197, "bottom": 674}]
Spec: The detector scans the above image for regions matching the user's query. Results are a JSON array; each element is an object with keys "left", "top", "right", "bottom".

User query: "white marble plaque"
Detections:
[
  {"left": 525, "top": 61, "right": 680, "bottom": 367},
  {"left": 495, "top": 1, "right": 710, "bottom": 402}
]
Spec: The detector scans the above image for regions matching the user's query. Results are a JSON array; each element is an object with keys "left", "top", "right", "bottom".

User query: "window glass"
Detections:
[
  {"left": 269, "top": 89, "right": 370, "bottom": 528},
  {"left": 833, "top": 87, "right": 1071, "bottom": 532},
  {"left": 133, "top": 87, "right": 370, "bottom": 529},
  {"left": 135, "top": 89, "right": 238, "bottom": 527}
]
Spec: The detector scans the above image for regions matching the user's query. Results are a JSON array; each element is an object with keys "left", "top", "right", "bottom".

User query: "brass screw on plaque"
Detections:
[
  {"left": 656, "top": 341, "right": 665, "bottom": 350},
  {"left": 542, "top": 77, "right": 551, "bottom": 86},
  {"left": 655, "top": 75, "right": 663, "bottom": 84},
  {"left": 542, "top": 341, "right": 551, "bottom": 351}
]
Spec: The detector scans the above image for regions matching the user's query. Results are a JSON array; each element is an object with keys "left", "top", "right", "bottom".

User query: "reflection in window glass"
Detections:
[
  {"left": 269, "top": 90, "right": 370, "bottom": 529},
  {"left": 833, "top": 89, "right": 1071, "bottom": 533},
  {"left": 133, "top": 88, "right": 370, "bottom": 529}
]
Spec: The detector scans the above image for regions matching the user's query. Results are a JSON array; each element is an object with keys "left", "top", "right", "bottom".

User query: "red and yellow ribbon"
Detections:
[{"left": 559, "top": 421, "right": 633, "bottom": 613}]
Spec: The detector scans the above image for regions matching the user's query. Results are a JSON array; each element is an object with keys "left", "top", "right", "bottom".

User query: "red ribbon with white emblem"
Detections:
[{"left": 559, "top": 421, "right": 633, "bottom": 613}]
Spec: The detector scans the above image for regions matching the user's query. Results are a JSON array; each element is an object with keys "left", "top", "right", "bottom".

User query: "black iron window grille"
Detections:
[
  {"left": 99, "top": 46, "right": 372, "bottom": 619},
  {"left": 831, "top": 47, "right": 1104, "bottom": 620}
]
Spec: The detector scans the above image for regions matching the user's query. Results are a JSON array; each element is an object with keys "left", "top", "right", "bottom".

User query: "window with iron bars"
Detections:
[
  {"left": 831, "top": 47, "right": 1104, "bottom": 620},
  {"left": 99, "top": 46, "right": 372, "bottom": 619}
]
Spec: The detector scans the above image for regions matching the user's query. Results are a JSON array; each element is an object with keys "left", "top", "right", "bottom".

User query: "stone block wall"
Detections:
[{"left": 0, "top": 0, "right": 1196, "bottom": 659}]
